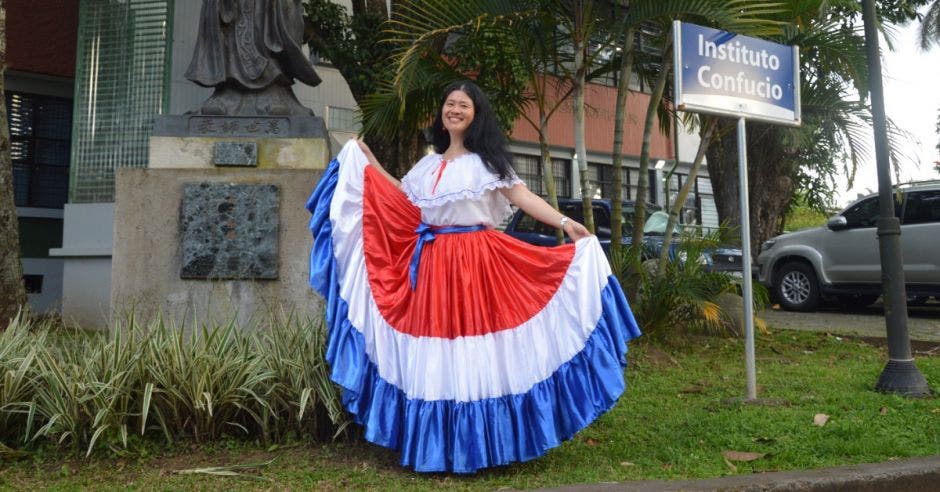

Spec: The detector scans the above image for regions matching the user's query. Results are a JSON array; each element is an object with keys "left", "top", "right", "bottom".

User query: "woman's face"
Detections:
[{"left": 441, "top": 90, "right": 475, "bottom": 136}]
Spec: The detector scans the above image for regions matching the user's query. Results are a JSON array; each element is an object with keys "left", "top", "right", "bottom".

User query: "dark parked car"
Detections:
[{"left": 504, "top": 199, "right": 746, "bottom": 275}]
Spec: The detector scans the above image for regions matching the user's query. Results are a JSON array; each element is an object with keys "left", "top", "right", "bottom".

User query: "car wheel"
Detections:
[
  {"left": 774, "top": 262, "right": 821, "bottom": 312},
  {"left": 836, "top": 294, "right": 879, "bottom": 311}
]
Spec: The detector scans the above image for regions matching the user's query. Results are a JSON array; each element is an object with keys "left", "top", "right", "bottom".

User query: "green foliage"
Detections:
[
  {"left": 783, "top": 196, "right": 831, "bottom": 231},
  {"left": 935, "top": 108, "right": 940, "bottom": 155},
  {"left": 825, "top": 0, "right": 932, "bottom": 28},
  {"left": 303, "top": 0, "right": 393, "bottom": 102},
  {"left": 445, "top": 25, "right": 529, "bottom": 133},
  {"left": 0, "top": 314, "right": 349, "bottom": 456},
  {"left": 361, "top": 0, "right": 533, "bottom": 139},
  {"left": 918, "top": 0, "right": 940, "bottom": 49},
  {"left": 7, "top": 331, "right": 940, "bottom": 487},
  {"left": 612, "top": 230, "right": 768, "bottom": 341}
]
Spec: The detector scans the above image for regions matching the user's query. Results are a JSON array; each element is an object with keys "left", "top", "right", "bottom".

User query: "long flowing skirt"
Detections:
[{"left": 306, "top": 142, "right": 641, "bottom": 473}]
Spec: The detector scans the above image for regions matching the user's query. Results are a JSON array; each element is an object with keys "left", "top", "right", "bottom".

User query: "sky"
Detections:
[{"left": 837, "top": 21, "right": 940, "bottom": 207}]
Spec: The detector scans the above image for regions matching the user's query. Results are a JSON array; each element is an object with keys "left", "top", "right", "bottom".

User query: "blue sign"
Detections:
[{"left": 673, "top": 21, "right": 800, "bottom": 125}]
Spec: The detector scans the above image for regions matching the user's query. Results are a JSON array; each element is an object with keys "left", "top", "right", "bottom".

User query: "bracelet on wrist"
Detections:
[{"left": 559, "top": 216, "right": 569, "bottom": 230}]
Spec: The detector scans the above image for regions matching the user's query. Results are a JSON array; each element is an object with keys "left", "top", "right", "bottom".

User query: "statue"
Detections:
[{"left": 185, "top": 0, "right": 322, "bottom": 116}]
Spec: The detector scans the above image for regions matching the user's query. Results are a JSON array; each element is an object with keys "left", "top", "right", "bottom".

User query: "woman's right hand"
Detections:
[
  {"left": 355, "top": 137, "right": 401, "bottom": 187},
  {"left": 563, "top": 219, "right": 592, "bottom": 241},
  {"left": 356, "top": 137, "right": 379, "bottom": 165}
]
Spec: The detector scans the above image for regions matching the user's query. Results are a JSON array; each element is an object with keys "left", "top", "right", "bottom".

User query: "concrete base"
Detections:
[
  {"left": 49, "top": 203, "right": 115, "bottom": 330},
  {"left": 62, "top": 257, "right": 113, "bottom": 329},
  {"left": 21, "top": 258, "right": 64, "bottom": 314},
  {"left": 149, "top": 136, "right": 329, "bottom": 170},
  {"left": 110, "top": 167, "right": 325, "bottom": 329}
]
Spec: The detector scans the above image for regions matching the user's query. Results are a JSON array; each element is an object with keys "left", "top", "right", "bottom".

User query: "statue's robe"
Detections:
[{"left": 186, "top": 0, "right": 322, "bottom": 90}]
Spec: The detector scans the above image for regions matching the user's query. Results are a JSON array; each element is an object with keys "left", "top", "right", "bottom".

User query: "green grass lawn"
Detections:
[{"left": 3, "top": 329, "right": 940, "bottom": 490}]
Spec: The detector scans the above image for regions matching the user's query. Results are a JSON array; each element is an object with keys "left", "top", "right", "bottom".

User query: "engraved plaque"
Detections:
[
  {"left": 213, "top": 142, "right": 258, "bottom": 167},
  {"left": 180, "top": 183, "right": 279, "bottom": 279}
]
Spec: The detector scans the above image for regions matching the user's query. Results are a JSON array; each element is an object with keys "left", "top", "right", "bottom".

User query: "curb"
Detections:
[{"left": 546, "top": 456, "right": 940, "bottom": 491}]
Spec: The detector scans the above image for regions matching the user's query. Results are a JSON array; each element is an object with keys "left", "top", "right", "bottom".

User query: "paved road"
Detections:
[{"left": 760, "top": 301, "right": 940, "bottom": 342}]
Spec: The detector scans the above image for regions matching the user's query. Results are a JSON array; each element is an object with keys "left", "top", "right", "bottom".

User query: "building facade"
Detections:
[{"left": 6, "top": 0, "right": 716, "bottom": 326}]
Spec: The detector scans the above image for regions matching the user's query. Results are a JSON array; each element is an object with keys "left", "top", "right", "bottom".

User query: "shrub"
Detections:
[
  {"left": 612, "top": 229, "right": 768, "bottom": 342},
  {"left": 0, "top": 313, "right": 350, "bottom": 456}
]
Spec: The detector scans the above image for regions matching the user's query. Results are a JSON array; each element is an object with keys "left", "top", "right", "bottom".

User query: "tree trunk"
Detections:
[
  {"left": 705, "top": 118, "right": 741, "bottom": 229},
  {"left": 0, "top": 0, "right": 27, "bottom": 327},
  {"left": 658, "top": 117, "right": 716, "bottom": 272},
  {"left": 539, "top": 112, "right": 564, "bottom": 244},
  {"left": 631, "top": 35, "right": 672, "bottom": 258},
  {"left": 572, "top": 4, "right": 594, "bottom": 233},
  {"left": 705, "top": 119, "right": 795, "bottom": 253},
  {"left": 610, "top": 26, "right": 635, "bottom": 259},
  {"left": 748, "top": 123, "right": 794, "bottom": 251}
]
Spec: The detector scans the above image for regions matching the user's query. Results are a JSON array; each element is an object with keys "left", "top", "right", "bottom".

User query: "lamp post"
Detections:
[{"left": 861, "top": 0, "right": 930, "bottom": 396}]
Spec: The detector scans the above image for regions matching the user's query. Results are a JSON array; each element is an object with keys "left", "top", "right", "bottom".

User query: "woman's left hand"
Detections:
[{"left": 564, "top": 220, "right": 591, "bottom": 241}]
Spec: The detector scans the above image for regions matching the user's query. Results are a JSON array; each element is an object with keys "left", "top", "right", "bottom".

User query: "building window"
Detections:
[
  {"left": 659, "top": 171, "right": 708, "bottom": 226},
  {"left": 631, "top": 22, "right": 664, "bottom": 93},
  {"left": 70, "top": 0, "right": 172, "bottom": 203},
  {"left": 7, "top": 92, "right": 72, "bottom": 209},
  {"left": 513, "top": 154, "right": 571, "bottom": 198},
  {"left": 23, "top": 274, "right": 44, "bottom": 294},
  {"left": 647, "top": 169, "right": 658, "bottom": 204},
  {"left": 514, "top": 154, "right": 540, "bottom": 193},
  {"left": 327, "top": 106, "right": 362, "bottom": 133},
  {"left": 587, "top": 162, "right": 631, "bottom": 201}
]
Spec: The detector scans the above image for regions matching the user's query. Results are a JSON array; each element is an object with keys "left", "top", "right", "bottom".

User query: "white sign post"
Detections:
[{"left": 673, "top": 21, "right": 801, "bottom": 400}]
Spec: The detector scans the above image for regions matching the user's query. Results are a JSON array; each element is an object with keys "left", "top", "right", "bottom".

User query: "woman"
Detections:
[{"left": 306, "top": 81, "right": 641, "bottom": 473}]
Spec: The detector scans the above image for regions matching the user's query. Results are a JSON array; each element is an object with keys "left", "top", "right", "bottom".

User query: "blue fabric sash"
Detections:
[{"left": 410, "top": 223, "right": 486, "bottom": 290}]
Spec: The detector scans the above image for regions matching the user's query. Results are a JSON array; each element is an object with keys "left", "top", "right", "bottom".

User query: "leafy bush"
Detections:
[
  {"left": 612, "top": 230, "right": 768, "bottom": 342},
  {"left": 0, "top": 313, "right": 350, "bottom": 456}
]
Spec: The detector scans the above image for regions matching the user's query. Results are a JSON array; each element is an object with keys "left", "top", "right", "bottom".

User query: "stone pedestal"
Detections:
[
  {"left": 109, "top": 114, "right": 330, "bottom": 329},
  {"left": 110, "top": 167, "right": 324, "bottom": 328},
  {"left": 150, "top": 114, "right": 330, "bottom": 170}
]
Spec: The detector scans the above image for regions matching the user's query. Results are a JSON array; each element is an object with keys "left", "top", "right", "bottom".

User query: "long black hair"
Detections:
[{"left": 430, "top": 81, "right": 515, "bottom": 180}]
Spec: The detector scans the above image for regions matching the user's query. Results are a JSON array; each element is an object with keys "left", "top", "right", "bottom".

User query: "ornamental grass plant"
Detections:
[
  {"left": 612, "top": 229, "right": 769, "bottom": 341},
  {"left": 0, "top": 312, "right": 349, "bottom": 457}
]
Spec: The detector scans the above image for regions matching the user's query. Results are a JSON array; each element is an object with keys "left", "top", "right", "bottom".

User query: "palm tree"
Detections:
[
  {"left": 656, "top": 115, "right": 717, "bottom": 273},
  {"left": 0, "top": 0, "right": 27, "bottom": 326},
  {"left": 919, "top": 0, "right": 940, "bottom": 49},
  {"left": 567, "top": 0, "right": 601, "bottom": 233},
  {"left": 304, "top": 0, "right": 428, "bottom": 177},
  {"left": 359, "top": 0, "right": 534, "bottom": 172}
]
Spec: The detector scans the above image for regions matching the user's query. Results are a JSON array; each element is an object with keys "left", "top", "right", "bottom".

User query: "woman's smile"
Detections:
[{"left": 442, "top": 90, "right": 475, "bottom": 133}]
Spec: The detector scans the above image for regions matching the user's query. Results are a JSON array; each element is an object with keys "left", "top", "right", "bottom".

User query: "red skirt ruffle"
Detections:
[{"left": 361, "top": 166, "right": 575, "bottom": 339}]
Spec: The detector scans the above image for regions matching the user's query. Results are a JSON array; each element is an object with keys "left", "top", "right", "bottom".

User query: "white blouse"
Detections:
[{"left": 401, "top": 153, "right": 523, "bottom": 227}]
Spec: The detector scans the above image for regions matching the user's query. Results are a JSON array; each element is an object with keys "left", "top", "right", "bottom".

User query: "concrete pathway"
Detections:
[
  {"left": 759, "top": 302, "right": 940, "bottom": 342},
  {"left": 549, "top": 456, "right": 940, "bottom": 491}
]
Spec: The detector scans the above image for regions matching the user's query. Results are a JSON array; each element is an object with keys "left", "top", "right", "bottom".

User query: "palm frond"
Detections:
[{"left": 919, "top": 0, "right": 940, "bottom": 50}]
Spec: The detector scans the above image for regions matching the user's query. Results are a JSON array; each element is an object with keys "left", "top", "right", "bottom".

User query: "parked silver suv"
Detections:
[{"left": 757, "top": 181, "right": 940, "bottom": 311}]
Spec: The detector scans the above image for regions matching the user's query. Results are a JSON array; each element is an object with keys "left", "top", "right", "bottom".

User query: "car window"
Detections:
[
  {"left": 593, "top": 205, "right": 611, "bottom": 239},
  {"left": 902, "top": 190, "right": 940, "bottom": 225},
  {"left": 561, "top": 204, "right": 584, "bottom": 223},
  {"left": 841, "top": 197, "right": 881, "bottom": 228},
  {"left": 841, "top": 195, "right": 903, "bottom": 228},
  {"left": 621, "top": 207, "right": 637, "bottom": 233},
  {"left": 515, "top": 213, "right": 555, "bottom": 235}
]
